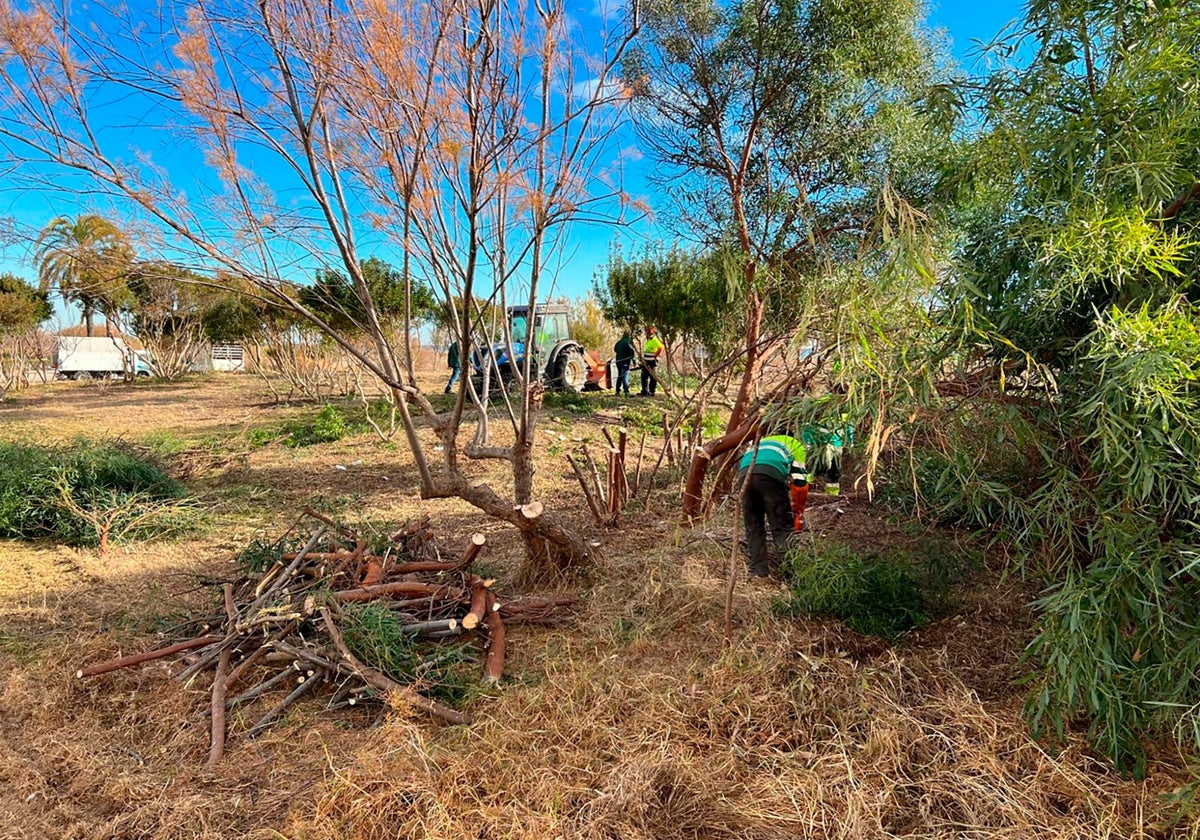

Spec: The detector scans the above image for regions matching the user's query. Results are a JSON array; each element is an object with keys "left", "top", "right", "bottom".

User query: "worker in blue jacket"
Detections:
[{"left": 737, "top": 434, "right": 808, "bottom": 579}]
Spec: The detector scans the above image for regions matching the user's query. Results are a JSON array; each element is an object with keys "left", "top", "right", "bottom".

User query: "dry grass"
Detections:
[{"left": 0, "top": 376, "right": 1196, "bottom": 839}]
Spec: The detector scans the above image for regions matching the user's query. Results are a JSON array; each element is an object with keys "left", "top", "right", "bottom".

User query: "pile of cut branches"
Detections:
[{"left": 76, "top": 508, "right": 577, "bottom": 766}]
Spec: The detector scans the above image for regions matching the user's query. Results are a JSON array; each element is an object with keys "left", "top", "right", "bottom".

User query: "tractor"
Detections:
[{"left": 471, "top": 303, "right": 611, "bottom": 392}]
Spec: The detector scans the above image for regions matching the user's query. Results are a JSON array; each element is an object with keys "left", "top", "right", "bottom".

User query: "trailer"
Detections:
[{"left": 55, "top": 336, "right": 152, "bottom": 380}]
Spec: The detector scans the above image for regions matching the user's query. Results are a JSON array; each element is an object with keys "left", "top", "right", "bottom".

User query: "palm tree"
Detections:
[{"left": 35, "top": 215, "right": 132, "bottom": 336}]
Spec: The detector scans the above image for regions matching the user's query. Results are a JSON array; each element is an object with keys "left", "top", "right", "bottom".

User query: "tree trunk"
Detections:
[
  {"left": 430, "top": 476, "right": 588, "bottom": 578},
  {"left": 682, "top": 266, "right": 765, "bottom": 521}
]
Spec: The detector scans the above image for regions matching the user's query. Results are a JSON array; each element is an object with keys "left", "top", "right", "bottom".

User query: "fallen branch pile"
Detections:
[{"left": 76, "top": 509, "right": 578, "bottom": 766}]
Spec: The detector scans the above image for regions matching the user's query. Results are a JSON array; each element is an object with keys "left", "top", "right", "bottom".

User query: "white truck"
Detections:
[{"left": 55, "top": 336, "right": 153, "bottom": 380}]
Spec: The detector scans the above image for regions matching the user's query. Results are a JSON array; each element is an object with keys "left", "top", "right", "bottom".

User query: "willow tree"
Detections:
[
  {"left": 926, "top": 0, "right": 1200, "bottom": 774},
  {"left": 622, "top": 0, "right": 940, "bottom": 516},
  {"left": 0, "top": 0, "right": 639, "bottom": 572}
]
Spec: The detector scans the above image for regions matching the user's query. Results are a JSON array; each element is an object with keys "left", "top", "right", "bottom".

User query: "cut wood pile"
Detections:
[{"left": 75, "top": 508, "right": 578, "bottom": 767}]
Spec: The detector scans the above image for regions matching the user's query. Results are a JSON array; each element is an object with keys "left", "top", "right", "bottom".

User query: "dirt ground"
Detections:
[{"left": 0, "top": 376, "right": 1196, "bottom": 839}]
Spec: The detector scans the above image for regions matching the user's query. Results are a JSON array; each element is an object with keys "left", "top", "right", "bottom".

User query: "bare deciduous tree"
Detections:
[{"left": 0, "top": 0, "right": 640, "bottom": 573}]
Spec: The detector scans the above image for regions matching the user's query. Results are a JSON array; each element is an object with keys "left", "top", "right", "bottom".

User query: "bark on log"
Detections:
[
  {"left": 245, "top": 672, "right": 323, "bottom": 740},
  {"left": 320, "top": 607, "right": 469, "bottom": 725},
  {"left": 453, "top": 533, "right": 487, "bottom": 571},
  {"left": 362, "top": 559, "right": 384, "bottom": 586},
  {"left": 332, "top": 581, "right": 462, "bottom": 603},
  {"left": 207, "top": 582, "right": 237, "bottom": 768},
  {"left": 400, "top": 619, "right": 459, "bottom": 635},
  {"left": 483, "top": 592, "right": 506, "bottom": 684},
  {"left": 461, "top": 578, "right": 489, "bottom": 630},
  {"left": 207, "top": 647, "right": 231, "bottom": 767},
  {"left": 681, "top": 420, "right": 763, "bottom": 519},
  {"left": 77, "top": 635, "right": 223, "bottom": 679}
]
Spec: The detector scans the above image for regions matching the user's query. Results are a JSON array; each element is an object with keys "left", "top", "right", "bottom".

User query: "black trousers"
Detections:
[
  {"left": 741, "top": 471, "right": 794, "bottom": 577},
  {"left": 640, "top": 359, "right": 658, "bottom": 395}
]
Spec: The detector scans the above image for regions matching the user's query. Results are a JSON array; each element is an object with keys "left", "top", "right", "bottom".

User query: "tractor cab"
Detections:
[
  {"left": 472, "top": 303, "right": 597, "bottom": 392},
  {"left": 508, "top": 304, "right": 571, "bottom": 368}
]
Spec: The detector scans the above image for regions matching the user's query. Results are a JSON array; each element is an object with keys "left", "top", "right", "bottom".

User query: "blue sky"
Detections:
[
  {"left": 564, "top": 0, "right": 1027, "bottom": 300},
  {"left": 0, "top": 0, "right": 1026, "bottom": 323}
]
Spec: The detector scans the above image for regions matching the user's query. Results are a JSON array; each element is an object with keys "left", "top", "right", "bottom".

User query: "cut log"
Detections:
[
  {"left": 400, "top": 619, "right": 459, "bottom": 635},
  {"left": 207, "top": 647, "right": 231, "bottom": 768},
  {"left": 482, "top": 593, "right": 506, "bottom": 684},
  {"left": 332, "top": 581, "right": 462, "bottom": 603},
  {"left": 362, "top": 559, "right": 384, "bottom": 586},
  {"left": 517, "top": 501, "right": 544, "bottom": 520},
  {"left": 461, "top": 578, "right": 490, "bottom": 630},
  {"left": 77, "top": 635, "right": 223, "bottom": 679},
  {"left": 446, "top": 532, "right": 486, "bottom": 573},
  {"left": 206, "top": 582, "right": 238, "bottom": 768}
]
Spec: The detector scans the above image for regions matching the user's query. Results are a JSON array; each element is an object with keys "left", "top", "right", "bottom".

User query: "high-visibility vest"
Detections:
[{"left": 643, "top": 335, "right": 664, "bottom": 360}]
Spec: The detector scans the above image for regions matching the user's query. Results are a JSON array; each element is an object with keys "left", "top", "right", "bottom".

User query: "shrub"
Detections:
[
  {"left": 285, "top": 404, "right": 350, "bottom": 447},
  {"left": 0, "top": 440, "right": 190, "bottom": 549},
  {"left": 542, "top": 389, "right": 594, "bottom": 414},
  {"left": 775, "top": 537, "right": 977, "bottom": 640},
  {"left": 777, "top": 542, "right": 927, "bottom": 638}
]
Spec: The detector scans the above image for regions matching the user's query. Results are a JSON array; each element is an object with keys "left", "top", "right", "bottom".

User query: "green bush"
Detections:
[
  {"left": 247, "top": 402, "right": 390, "bottom": 449},
  {"left": 284, "top": 404, "right": 349, "bottom": 447},
  {"left": 777, "top": 542, "right": 926, "bottom": 638},
  {"left": 0, "top": 440, "right": 188, "bottom": 548},
  {"left": 542, "top": 389, "right": 595, "bottom": 414}
]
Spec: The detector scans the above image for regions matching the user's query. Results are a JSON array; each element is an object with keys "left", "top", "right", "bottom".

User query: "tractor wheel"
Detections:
[{"left": 554, "top": 348, "right": 588, "bottom": 392}]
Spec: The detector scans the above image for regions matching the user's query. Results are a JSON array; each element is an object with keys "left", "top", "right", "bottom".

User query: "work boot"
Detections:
[{"left": 826, "top": 483, "right": 840, "bottom": 496}]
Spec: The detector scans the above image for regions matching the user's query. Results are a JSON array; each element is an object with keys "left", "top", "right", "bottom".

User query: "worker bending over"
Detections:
[{"left": 737, "top": 434, "right": 808, "bottom": 579}]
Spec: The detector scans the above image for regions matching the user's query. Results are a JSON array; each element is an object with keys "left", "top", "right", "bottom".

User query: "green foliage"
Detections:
[
  {"left": 566, "top": 293, "right": 616, "bottom": 354},
  {"left": 619, "top": 402, "right": 666, "bottom": 435},
  {"left": 340, "top": 602, "right": 476, "bottom": 705},
  {"left": 845, "top": 0, "right": 1200, "bottom": 772},
  {"left": 952, "top": 3, "right": 1200, "bottom": 365},
  {"left": 1024, "top": 527, "right": 1200, "bottom": 779},
  {"left": 777, "top": 541, "right": 927, "bottom": 638},
  {"left": 542, "top": 389, "right": 595, "bottom": 414},
  {"left": 287, "top": 404, "right": 350, "bottom": 447},
  {"left": 35, "top": 214, "right": 133, "bottom": 335},
  {"left": 0, "top": 274, "right": 52, "bottom": 334},
  {"left": 247, "top": 402, "right": 382, "bottom": 449},
  {"left": 300, "top": 257, "right": 438, "bottom": 334},
  {"left": 0, "top": 440, "right": 188, "bottom": 548},
  {"left": 595, "top": 243, "right": 735, "bottom": 353}
]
